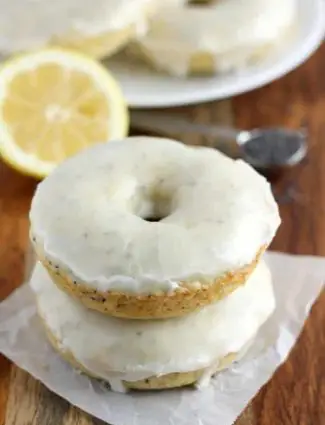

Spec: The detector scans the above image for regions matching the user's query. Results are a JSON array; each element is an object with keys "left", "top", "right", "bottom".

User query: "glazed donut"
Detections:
[
  {"left": 130, "top": 0, "right": 297, "bottom": 76},
  {"left": 30, "top": 137, "right": 280, "bottom": 319},
  {"left": 30, "top": 260, "right": 275, "bottom": 392},
  {"left": 0, "top": 0, "right": 161, "bottom": 58}
]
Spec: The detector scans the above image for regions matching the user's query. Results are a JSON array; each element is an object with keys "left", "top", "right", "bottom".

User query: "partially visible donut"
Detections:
[
  {"left": 130, "top": 0, "right": 297, "bottom": 76},
  {"left": 30, "top": 260, "right": 275, "bottom": 392},
  {"left": 30, "top": 137, "right": 280, "bottom": 319},
  {"left": 0, "top": 0, "right": 161, "bottom": 58}
]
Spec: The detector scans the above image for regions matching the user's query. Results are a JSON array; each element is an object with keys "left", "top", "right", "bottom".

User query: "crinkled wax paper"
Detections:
[{"left": 0, "top": 252, "right": 324, "bottom": 425}]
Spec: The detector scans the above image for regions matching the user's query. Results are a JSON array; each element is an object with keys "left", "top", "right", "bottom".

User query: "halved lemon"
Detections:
[{"left": 0, "top": 48, "right": 129, "bottom": 178}]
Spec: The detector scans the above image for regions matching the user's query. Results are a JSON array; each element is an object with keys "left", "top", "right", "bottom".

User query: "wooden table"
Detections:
[{"left": 1, "top": 43, "right": 325, "bottom": 425}]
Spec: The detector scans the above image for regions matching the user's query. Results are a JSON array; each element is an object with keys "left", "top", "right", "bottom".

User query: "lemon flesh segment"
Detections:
[{"left": 0, "top": 49, "right": 129, "bottom": 178}]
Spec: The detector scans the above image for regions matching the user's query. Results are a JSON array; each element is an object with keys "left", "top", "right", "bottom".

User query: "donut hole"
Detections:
[
  {"left": 144, "top": 216, "right": 162, "bottom": 222},
  {"left": 139, "top": 190, "right": 173, "bottom": 223}
]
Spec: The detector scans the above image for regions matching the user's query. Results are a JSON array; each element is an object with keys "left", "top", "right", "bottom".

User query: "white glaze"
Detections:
[
  {"left": 30, "top": 261, "right": 275, "bottom": 392},
  {"left": 0, "top": 0, "right": 160, "bottom": 54},
  {"left": 133, "top": 0, "right": 297, "bottom": 76},
  {"left": 30, "top": 137, "right": 280, "bottom": 294}
]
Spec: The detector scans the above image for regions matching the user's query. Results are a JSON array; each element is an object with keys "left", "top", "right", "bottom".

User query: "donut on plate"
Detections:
[
  {"left": 30, "top": 137, "right": 280, "bottom": 319},
  {"left": 129, "top": 0, "right": 297, "bottom": 76},
  {"left": 30, "top": 260, "right": 275, "bottom": 391},
  {"left": 0, "top": 0, "right": 162, "bottom": 59}
]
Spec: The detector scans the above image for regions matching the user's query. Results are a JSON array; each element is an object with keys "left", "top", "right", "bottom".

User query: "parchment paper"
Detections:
[{"left": 0, "top": 251, "right": 324, "bottom": 425}]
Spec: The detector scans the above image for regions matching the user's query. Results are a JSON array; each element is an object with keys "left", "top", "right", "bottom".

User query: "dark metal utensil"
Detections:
[{"left": 130, "top": 111, "right": 308, "bottom": 171}]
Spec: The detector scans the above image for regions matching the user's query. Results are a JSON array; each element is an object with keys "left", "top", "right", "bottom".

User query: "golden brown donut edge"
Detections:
[{"left": 35, "top": 245, "right": 265, "bottom": 319}]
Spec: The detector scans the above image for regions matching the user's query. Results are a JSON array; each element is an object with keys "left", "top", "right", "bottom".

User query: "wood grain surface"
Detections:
[{"left": 1, "top": 43, "right": 325, "bottom": 425}]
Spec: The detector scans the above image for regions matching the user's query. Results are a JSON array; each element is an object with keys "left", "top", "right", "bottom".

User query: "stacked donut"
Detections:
[
  {"left": 1, "top": 0, "right": 296, "bottom": 78},
  {"left": 129, "top": 0, "right": 297, "bottom": 76},
  {"left": 29, "top": 137, "right": 280, "bottom": 392},
  {"left": 0, "top": 0, "right": 165, "bottom": 58}
]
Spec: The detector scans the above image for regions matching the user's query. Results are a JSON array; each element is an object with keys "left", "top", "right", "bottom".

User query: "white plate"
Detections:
[{"left": 106, "top": 0, "right": 325, "bottom": 108}]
